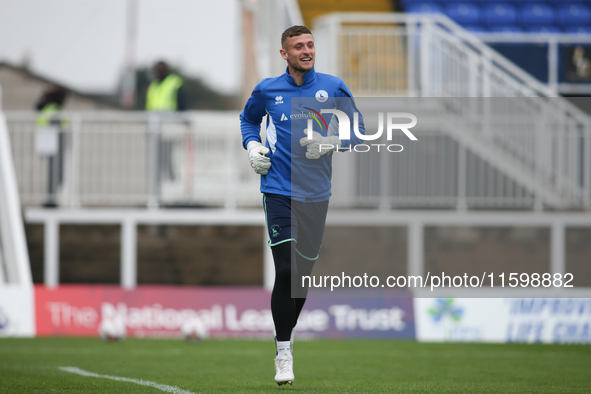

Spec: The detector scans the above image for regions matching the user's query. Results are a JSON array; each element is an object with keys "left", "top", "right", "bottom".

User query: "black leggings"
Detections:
[{"left": 270, "top": 241, "right": 315, "bottom": 341}]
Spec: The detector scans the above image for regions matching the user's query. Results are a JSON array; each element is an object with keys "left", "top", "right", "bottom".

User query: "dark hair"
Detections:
[
  {"left": 46, "top": 86, "right": 67, "bottom": 106},
  {"left": 281, "top": 25, "right": 313, "bottom": 49}
]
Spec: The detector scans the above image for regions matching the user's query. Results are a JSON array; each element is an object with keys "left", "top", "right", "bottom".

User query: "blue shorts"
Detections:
[{"left": 263, "top": 193, "right": 329, "bottom": 260}]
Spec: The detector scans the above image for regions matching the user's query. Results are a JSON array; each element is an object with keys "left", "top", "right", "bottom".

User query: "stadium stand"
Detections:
[
  {"left": 401, "top": 0, "right": 591, "bottom": 95},
  {"left": 400, "top": 0, "right": 591, "bottom": 33},
  {"left": 447, "top": 3, "right": 481, "bottom": 26},
  {"left": 483, "top": 4, "right": 518, "bottom": 27},
  {"left": 565, "top": 26, "right": 591, "bottom": 34},
  {"left": 526, "top": 25, "right": 560, "bottom": 33},
  {"left": 488, "top": 25, "right": 524, "bottom": 33},
  {"left": 405, "top": 3, "right": 442, "bottom": 14},
  {"left": 520, "top": 4, "right": 554, "bottom": 26},
  {"left": 558, "top": 4, "right": 591, "bottom": 27}
]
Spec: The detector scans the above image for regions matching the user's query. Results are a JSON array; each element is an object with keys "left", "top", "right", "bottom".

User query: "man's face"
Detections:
[{"left": 280, "top": 34, "right": 315, "bottom": 73}]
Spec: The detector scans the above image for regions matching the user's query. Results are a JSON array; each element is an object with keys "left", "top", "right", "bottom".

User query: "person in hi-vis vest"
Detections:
[
  {"left": 145, "top": 61, "right": 187, "bottom": 192},
  {"left": 35, "top": 86, "right": 68, "bottom": 207},
  {"left": 146, "top": 61, "right": 187, "bottom": 111}
]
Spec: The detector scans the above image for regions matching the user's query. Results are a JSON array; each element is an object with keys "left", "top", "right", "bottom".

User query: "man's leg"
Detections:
[
  {"left": 264, "top": 194, "right": 297, "bottom": 385},
  {"left": 293, "top": 253, "right": 316, "bottom": 328},
  {"left": 271, "top": 240, "right": 297, "bottom": 342},
  {"left": 291, "top": 199, "right": 329, "bottom": 330}
]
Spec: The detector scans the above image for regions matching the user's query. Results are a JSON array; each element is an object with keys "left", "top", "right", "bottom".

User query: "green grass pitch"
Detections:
[{"left": 1, "top": 337, "right": 590, "bottom": 393}]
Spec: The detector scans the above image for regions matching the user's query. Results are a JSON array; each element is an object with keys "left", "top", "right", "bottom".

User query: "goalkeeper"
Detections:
[{"left": 240, "top": 25, "right": 364, "bottom": 386}]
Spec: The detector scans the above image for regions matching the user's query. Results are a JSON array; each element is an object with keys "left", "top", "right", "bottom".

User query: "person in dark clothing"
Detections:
[{"left": 35, "top": 86, "right": 68, "bottom": 207}]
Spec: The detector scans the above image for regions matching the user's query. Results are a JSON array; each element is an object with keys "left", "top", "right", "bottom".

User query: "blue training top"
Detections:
[{"left": 240, "top": 67, "right": 364, "bottom": 202}]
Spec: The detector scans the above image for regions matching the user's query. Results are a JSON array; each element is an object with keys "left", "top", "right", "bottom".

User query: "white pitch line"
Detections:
[{"left": 58, "top": 366, "right": 197, "bottom": 394}]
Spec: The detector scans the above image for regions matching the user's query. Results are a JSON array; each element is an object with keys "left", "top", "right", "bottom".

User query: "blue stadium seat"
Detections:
[
  {"left": 558, "top": 4, "right": 591, "bottom": 27},
  {"left": 400, "top": 0, "right": 425, "bottom": 6},
  {"left": 512, "top": 0, "right": 552, "bottom": 3},
  {"left": 446, "top": 3, "right": 481, "bottom": 25},
  {"left": 483, "top": 4, "right": 518, "bottom": 27},
  {"left": 401, "top": 0, "right": 457, "bottom": 5},
  {"left": 527, "top": 26, "right": 561, "bottom": 34},
  {"left": 420, "top": 0, "right": 468, "bottom": 3},
  {"left": 549, "top": 0, "right": 591, "bottom": 5},
  {"left": 488, "top": 25, "right": 525, "bottom": 34},
  {"left": 465, "top": 25, "right": 487, "bottom": 33},
  {"left": 520, "top": 4, "right": 554, "bottom": 26},
  {"left": 563, "top": 26, "right": 591, "bottom": 35},
  {"left": 401, "top": 0, "right": 436, "bottom": 7},
  {"left": 405, "top": 2, "right": 443, "bottom": 14}
]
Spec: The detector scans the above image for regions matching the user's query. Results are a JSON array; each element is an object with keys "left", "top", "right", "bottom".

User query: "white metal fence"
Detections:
[
  {"left": 6, "top": 111, "right": 262, "bottom": 209},
  {"left": 8, "top": 107, "right": 577, "bottom": 211},
  {"left": 24, "top": 206, "right": 591, "bottom": 293},
  {"left": 329, "top": 101, "right": 541, "bottom": 210}
]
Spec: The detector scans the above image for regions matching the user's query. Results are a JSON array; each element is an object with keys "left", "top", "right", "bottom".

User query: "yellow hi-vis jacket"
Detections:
[
  {"left": 145, "top": 74, "right": 184, "bottom": 111},
  {"left": 36, "top": 102, "right": 63, "bottom": 127}
]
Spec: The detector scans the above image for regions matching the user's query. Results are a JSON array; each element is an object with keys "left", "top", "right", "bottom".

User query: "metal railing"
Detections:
[
  {"left": 6, "top": 111, "right": 261, "bottom": 209},
  {"left": 8, "top": 107, "right": 579, "bottom": 211},
  {"left": 328, "top": 100, "right": 542, "bottom": 210},
  {"left": 24, "top": 206, "right": 591, "bottom": 293},
  {"left": 5, "top": 106, "right": 591, "bottom": 211},
  {"left": 7, "top": 107, "right": 565, "bottom": 211},
  {"left": 313, "top": 13, "right": 560, "bottom": 98},
  {"left": 314, "top": 13, "right": 591, "bottom": 209}
]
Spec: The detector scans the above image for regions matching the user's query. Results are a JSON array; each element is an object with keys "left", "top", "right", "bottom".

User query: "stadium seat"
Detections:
[
  {"left": 406, "top": 0, "right": 467, "bottom": 3},
  {"left": 563, "top": 26, "right": 591, "bottom": 35},
  {"left": 445, "top": 3, "right": 481, "bottom": 25},
  {"left": 405, "top": 2, "right": 443, "bottom": 14},
  {"left": 400, "top": 0, "right": 453, "bottom": 6},
  {"left": 488, "top": 25, "right": 525, "bottom": 34},
  {"left": 465, "top": 25, "right": 487, "bottom": 33},
  {"left": 512, "top": 0, "right": 552, "bottom": 3},
  {"left": 557, "top": 4, "right": 591, "bottom": 27},
  {"left": 527, "top": 26, "right": 561, "bottom": 34},
  {"left": 520, "top": 4, "right": 554, "bottom": 26},
  {"left": 550, "top": 0, "right": 591, "bottom": 4},
  {"left": 483, "top": 4, "right": 518, "bottom": 27}
]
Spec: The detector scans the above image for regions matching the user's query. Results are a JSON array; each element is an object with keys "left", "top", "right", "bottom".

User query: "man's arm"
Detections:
[
  {"left": 240, "top": 85, "right": 267, "bottom": 149},
  {"left": 335, "top": 81, "right": 365, "bottom": 148},
  {"left": 240, "top": 84, "right": 271, "bottom": 175}
]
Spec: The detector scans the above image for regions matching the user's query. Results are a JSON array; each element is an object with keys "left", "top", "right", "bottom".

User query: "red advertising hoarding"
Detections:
[{"left": 34, "top": 285, "right": 415, "bottom": 339}]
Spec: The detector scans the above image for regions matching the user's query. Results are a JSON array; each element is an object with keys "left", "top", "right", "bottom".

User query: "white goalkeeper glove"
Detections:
[
  {"left": 247, "top": 141, "right": 271, "bottom": 175},
  {"left": 299, "top": 129, "right": 340, "bottom": 159}
]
